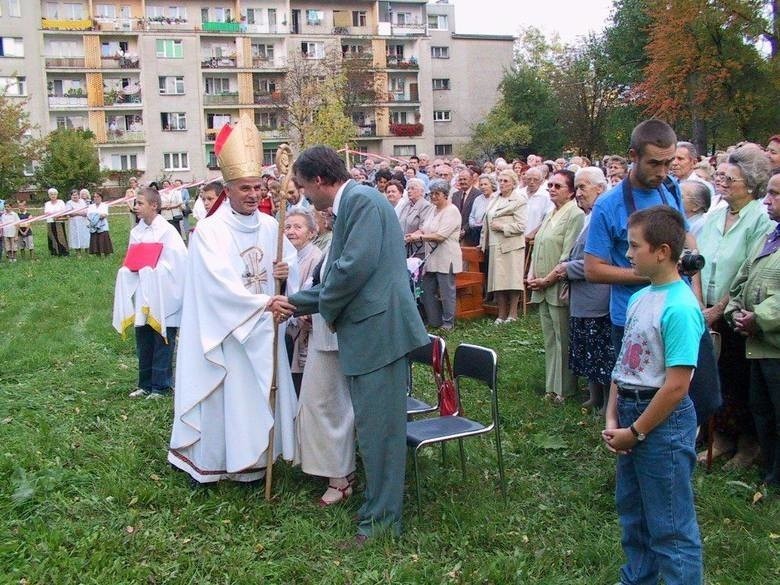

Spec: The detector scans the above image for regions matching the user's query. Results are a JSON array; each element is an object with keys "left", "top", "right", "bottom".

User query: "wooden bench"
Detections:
[{"left": 455, "top": 246, "right": 485, "bottom": 319}]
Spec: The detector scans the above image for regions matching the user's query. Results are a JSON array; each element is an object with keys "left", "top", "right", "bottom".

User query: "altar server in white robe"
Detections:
[
  {"left": 112, "top": 187, "right": 187, "bottom": 399},
  {"left": 168, "top": 115, "right": 299, "bottom": 484}
]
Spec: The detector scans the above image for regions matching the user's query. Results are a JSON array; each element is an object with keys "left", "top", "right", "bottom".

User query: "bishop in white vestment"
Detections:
[{"left": 168, "top": 115, "right": 298, "bottom": 484}]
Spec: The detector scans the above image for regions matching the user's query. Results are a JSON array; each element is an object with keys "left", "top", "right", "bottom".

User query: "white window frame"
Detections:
[
  {"left": 156, "top": 39, "right": 183, "bottom": 59},
  {"left": 204, "top": 77, "right": 231, "bottom": 94},
  {"left": 394, "top": 145, "right": 416, "bottom": 157},
  {"left": 352, "top": 11, "right": 366, "bottom": 27},
  {"left": 111, "top": 153, "right": 138, "bottom": 170},
  {"left": 158, "top": 76, "right": 185, "bottom": 95},
  {"left": 301, "top": 42, "right": 324, "bottom": 59},
  {"left": 63, "top": 3, "right": 84, "bottom": 20},
  {"left": 433, "top": 110, "right": 451, "bottom": 122},
  {"left": 146, "top": 5, "right": 164, "bottom": 18},
  {"left": 95, "top": 4, "right": 116, "bottom": 19},
  {"left": 431, "top": 46, "right": 450, "bottom": 59},
  {"left": 163, "top": 152, "right": 189, "bottom": 171},
  {"left": 0, "top": 76, "right": 26, "bottom": 96},
  {"left": 0, "top": 37, "right": 24, "bottom": 58},
  {"left": 161, "top": 112, "right": 187, "bottom": 131},
  {"left": 167, "top": 6, "right": 187, "bottom": 20},
  {"left": 306, "top": 10, "right": 324, "bottom": 26},
  {"left": 435, "top": 144, "right": 453, "bottom": 156},
  {"left": 428, "top": 14, "right": 448, "bottom": 31},
  {"left": 390, "top": 111, "right": 408, "bottom": 124},
  {"left": 432, "top": 78, "right": 450, "bottom": 90},
  {"left": 9, "top": 0, "right": 22, "bottom": 18},
  {"left": 255, "top": 112, "right": 278, "bottom": 129},
  {"left": 251, "top": 43, "right": 274, "bottom": 60}
]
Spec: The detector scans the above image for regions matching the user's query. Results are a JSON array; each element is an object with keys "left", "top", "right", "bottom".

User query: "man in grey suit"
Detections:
[{"left": 286, "top": 146, "right": 428, "bottom": 546}]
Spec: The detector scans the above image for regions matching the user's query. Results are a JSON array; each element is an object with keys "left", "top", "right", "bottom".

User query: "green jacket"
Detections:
[{"left": 725, "top": 234, "right": 780, "bottom": 359}]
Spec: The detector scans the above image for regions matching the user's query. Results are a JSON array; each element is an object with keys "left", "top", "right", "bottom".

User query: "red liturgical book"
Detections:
[{"left": 123, "top": 243, "right": 163, "bottom": 271}]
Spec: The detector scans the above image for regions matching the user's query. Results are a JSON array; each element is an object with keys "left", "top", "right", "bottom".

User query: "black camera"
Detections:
[{"left": 678, "top": 250, "right": 705, "bottom": 276}]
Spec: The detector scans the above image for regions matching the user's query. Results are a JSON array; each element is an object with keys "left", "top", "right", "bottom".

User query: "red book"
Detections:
[{"left": 123, "top": 243, "right": 163, "bottom": 271}]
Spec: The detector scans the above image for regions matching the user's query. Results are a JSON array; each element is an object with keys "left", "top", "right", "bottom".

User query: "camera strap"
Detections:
[{"left": 621, "top": 174, "right": 681, "bottom": 215}]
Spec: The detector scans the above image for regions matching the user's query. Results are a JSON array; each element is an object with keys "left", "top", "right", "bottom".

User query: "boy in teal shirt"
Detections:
[{"left": 602, "top": 205, "right": 704, "bottom": 585}]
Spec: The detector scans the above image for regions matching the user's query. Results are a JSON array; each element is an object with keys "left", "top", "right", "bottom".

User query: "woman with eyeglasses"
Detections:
[
  {"left": 479, "top": 169, "right": 528, "bottom": 324},
  {"left": 527, "top": 170, "right": 584, "bottom": 404},
  {"left": 697, "top": 145, "right": 776, "bottom": 468},
  {"left": 406, "top": 179, "right": 463, "bottom": 331}
]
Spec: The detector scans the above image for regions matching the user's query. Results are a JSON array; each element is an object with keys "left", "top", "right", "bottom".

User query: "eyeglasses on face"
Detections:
[
  {"left": 548, "top": 183, "right": 567, "bottom": 190},
  {"left": 723, "top": 176, "right": 745, "bottom": 186}
]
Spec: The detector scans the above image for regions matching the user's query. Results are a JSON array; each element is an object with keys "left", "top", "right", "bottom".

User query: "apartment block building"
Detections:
[{"left": 0, "top": 0, "right": 513, "bottom": 183}]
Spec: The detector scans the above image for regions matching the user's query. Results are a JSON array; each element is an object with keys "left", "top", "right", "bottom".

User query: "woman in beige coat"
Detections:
[{"left": 480, "top": 169, "right": 528, "bottom": 323}]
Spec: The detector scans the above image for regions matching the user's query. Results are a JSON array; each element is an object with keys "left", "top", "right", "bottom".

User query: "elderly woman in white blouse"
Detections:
[{"left": 406, "top": 179, "right": 463, "bottom": 331}]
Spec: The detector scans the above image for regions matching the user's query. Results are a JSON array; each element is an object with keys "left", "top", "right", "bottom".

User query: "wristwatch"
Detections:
[{"left": 629, "top": 424, "right": 646, "bottom": 442}]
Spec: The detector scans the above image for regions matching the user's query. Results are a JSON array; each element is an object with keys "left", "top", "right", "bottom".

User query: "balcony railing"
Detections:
[
  {"left": 45, "top": 56, "right": 86, "bottom": 68},
  {"left": 389, "top": 123, "right": 424, "bottom": 137},
  {"left": 203, "top": 93, "right": 239, "bottom": 106},
  {"left": 356, "top": 124, "right": 377, "bottom": 137},
  {"left": 258, "top": 128, "right": 286, "bottom": 139},
  {"left": 143, "top": 18, "right": 191, "bottom": 31},
  {"left": 333, "top": 26, "right": 374, "bottom": 36},
  {"left": 244, "top": 24, "right": 288, "bottom": 35},
  {"left": 201, "top": 56, "right": 237, "bottom": 68},
  {"left": 385, "top": 56, "right": 419, "bottom": 69},
  {"left": 42, "top": 18, "right": 92, "bottom": 31},
  {"left": 95, "top": 18, "right": 138, "bottom": 32},
  {"left": 103, "top": 92, "right": 142, "bottom": 106},
  {"left": 104, "top": 130, "right": 144, "bottom": 143},
  {"left": 251, "top": 57, "right": 285, "bottom": 69},
  {"left": 101, "top": 56, "right": 140, "bottom": 69},
  {"left": 253, "top": 91, "right": 285, "bottom": 105},
  {"left": 390, "top": 23, "right": 427, "bottom": 36},
  {"left": 202, "top": 21, "right": 241, "bottom": 33},
  {"left": 343, "top": 51, "right": 373, "bottom": 61},
  {"left": 48, "top": 95, "right": 88, "bottom": 107},
  {"left": 204, "top": 131, "right": 218, "bottom": 142}
]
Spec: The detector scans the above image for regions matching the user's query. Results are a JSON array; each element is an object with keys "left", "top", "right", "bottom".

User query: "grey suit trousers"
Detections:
[{"left": 349, "top": 356, "right": 408, "bottom": 537}]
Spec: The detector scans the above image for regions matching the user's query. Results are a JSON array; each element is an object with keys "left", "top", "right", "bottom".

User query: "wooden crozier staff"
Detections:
[{"left": 265, "top": 143, "right": 294, "bottom": 500}]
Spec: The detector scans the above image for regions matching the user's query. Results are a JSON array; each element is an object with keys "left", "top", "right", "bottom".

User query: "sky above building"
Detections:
[{"left": 451, "top": 0, "right": 614, "bottom": 43}]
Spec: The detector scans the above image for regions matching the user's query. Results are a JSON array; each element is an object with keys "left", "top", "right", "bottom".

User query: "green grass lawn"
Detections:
[{"left": 0, "top": 214, "right": 778, "bottom": 584}]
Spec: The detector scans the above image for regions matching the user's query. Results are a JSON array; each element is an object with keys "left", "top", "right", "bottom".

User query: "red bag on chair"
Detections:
[{"left": 432, "top": 338, "right": 460, "bottom": 416}]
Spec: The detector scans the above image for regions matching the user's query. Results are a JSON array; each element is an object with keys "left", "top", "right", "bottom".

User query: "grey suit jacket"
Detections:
[
  {"left": 289, "top": 181, "right": 428, "bottom": 376},
  {"left": 565, "top": 221, "right": 611, "bottom": 318},
  {"left": 452, "top": 187, "right": 480, "bottom": 230}
]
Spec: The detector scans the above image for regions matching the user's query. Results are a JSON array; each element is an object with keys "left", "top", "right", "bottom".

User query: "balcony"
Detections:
[
  {"left": 204, "top": 130, "right": 218, "bottom": 142},
  {"left": 202, "top": 21, "right": 241, "bottom": 33},
  {"left": 251, "top": 57, "right": 286, "bottom": 69},
  {"left": 103, "top": 91, "right": 142, "bottom": 106},
  {"left": 101, "top": 55, "right": 140, "bottom": 69},
  {"left": 142, "top": 17, "right": 190, "bottom": 31},
  {"left": 244, "top": 24, "right": 288, "bottom": 35},
  {"left": 104, "top": 129, "right": 145, "bottom": 144},
  {"left": 356, "top": 124, "right": 377, "bottom": 137},
  {"left": 333, "top": 26, "right": 374, "bottom": 37},
  {"left": 259, "top": 128, "right": 286, "bottom": 140},
  {"left": 389, "top": 123, "right": 424, "bottom": 137},
  {"left": 42, "top": 18, "right": 93, "bottom": 31},
  {"left": 385, "top": 56, "right": 419, "bottom": 70},
  {"left": 48, "top": 95, "right": 88, "bottom": 108},
  {"left": 201, "top": 56, "right": 237, "bottom": 68},
  {"left": 390, "top": 23, "right": 427, "bottom": 37},
  {"left": 45, "top": 56, "right": 86, "bottom": 68},
  {"left": 253, "top": 91, "right": 284, "bottom": 105},
  {"left": 94, "top": 18, "right": 139, "bottom": 32},
  {"left": 203, "top": 93, "right": 239, "bottom": 106}
]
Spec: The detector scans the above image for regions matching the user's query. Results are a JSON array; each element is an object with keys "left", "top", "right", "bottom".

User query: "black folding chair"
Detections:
[
  {"left": 406, "top": 334, "right": 444, "bottom": 418},
  {"left": 406, "top": 344, "right": 507, "bottom": 515}
]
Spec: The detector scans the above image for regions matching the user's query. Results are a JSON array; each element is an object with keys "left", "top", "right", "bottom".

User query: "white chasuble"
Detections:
[
  {"left": 112, "top": 215, "right": 187, "bottom": 341},
  {"left": 168, "top": 203, "right": 299, "bottom": 483}
]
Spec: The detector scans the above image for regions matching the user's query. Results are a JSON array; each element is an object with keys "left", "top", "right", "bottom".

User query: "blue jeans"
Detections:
[
  {"left": 616, "top": 394, "right": 702, "bottom": 585},
  {"left": 135, "top": 325, "right": 177, "bottom": 394}
]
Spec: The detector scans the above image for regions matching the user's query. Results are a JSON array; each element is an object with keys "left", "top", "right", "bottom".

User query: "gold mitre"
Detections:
[{"left": 215, "top": 114, "right": 264, "bottom": 182}]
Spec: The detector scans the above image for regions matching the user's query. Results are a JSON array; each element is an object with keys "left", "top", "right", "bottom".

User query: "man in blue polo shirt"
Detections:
[{"left": 585, "top": 119, "right": 688, "bottom": 350}]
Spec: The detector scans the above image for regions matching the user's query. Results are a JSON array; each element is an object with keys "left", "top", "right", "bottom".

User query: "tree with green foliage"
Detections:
[
  {"left": 303, "top": 75, "right": 357, "bottom": 151},
  {"left": 0, "top": 94, "right": 42, "bottom": 196},
  {"left": 462, "top": 103, "right": 531, "bottom": 161},
  {"left": 35, "top": 128, "right": 104, "bottom": 193}
]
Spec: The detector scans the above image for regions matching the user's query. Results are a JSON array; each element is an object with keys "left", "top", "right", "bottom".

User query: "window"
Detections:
[
  {"left": 101, "top": 41, "right": 128, "bottom": 57},
  {"left": 435, "top": 144, "right": 453, "bottom": 156},
  {"left": 245, "top": 8, "right": 262, "bottom": 25},
  {"left": 163, "top": 152, "right": 189, "bottom": 171},
  {"left": 213, "top": 7, "right": 231, "bottom": 22},
  {"left": 251, "top": 43, "right": 274, "bottom": 60},
  {"left": 56, "top": 115, "right": 85, "bottom": 129},
  {"left": 428, "top": 14, "right": 448, "bottom": 30},
  {"left": 168, "top": 6, "right": 186, "bottom": 20},
  {"left": 0, "top": 37, "right": 24, "bottom": 57},
  {"left": 204, "top": 77, "right": 230, "bottom": 94},
  {"left": 95, "top": 4, "right": 116, "bottom": 18},
  {"left": 306, "top": 10, "right": 324, "bottom": 25},
  {"left": 394, "top": 145, "right": 416, "bottom": 157},
  {"left": 433, "top": 110, "right": 451, "bottom": 122},
  {"left": 352, "top": 11, "right": 366, "bottom": 27},
  {"left": 161, "top": 112, "right": 187, "bottom": 131},
  {"left": 254, "top": 78, "right": 277, "bottom": 93},
  {"left": 158, "top": 76, "right": 184, "bottom": 95},
  {"left": 146, "top": 5, "right": 164, "bottom": 18},
  {"left": 8, "top": 0, "right": 21, "bottom": 17},
  {"left": 206, "top": 113, "right": 232, "bottom": 130},
  {"left": 395, "top": 12, "right": 411, "bottom": 25},
  {"left": 255, "top": 112, "right": 278, "bottom": 129},
  {"left": 63, "top": 3, "right": 84, "bottom": 19},
  {"left": 300, "top": 42, "right": 324, "bottom": 59},
  {"left": 432, "top": 78, "right": 450, "bottom": 90},
  {"left": 156, "top": 39, "right": 182, "bottom": 59},
  {"left": 390, "top": 111, "right": 408, "bottom": 124},
  {"left": 47, "top": 40, "right": 81, "bottom": 57},
  {"left": 111, "top": 154, "right": 137, "bottom": 170},
  {"left": 431, "top": 46, "right": 449, "bottom": 59},
  {"left": 0, "top": 76, "right": 26, "bottom": 96},
  {"left": 387, "top": 44, "right": 404, "bottom": 58}
]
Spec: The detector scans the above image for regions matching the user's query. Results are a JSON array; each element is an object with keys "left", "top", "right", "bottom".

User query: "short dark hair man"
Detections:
[{"left": 286, "top": 146, "right": 428, "bottom": 546}]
